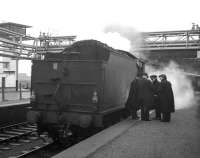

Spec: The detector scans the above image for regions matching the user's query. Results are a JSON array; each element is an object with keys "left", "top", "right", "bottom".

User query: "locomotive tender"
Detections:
[{"left": 28, "top": 40, "right": 144, "bottom": 141}]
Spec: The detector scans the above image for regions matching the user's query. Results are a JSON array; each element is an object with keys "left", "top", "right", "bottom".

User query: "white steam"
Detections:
[
  {"left": 102, "top": 24, "right": 197, "bottom": 110},
  {"left": 103, "top": 24, "right": 144, "bottom": 58},
  {"left": 146, "top": 61, "right": 197, "bottom": 110},
  {"left": 90, "top": 32, "right": 131, "bottom": 51}
]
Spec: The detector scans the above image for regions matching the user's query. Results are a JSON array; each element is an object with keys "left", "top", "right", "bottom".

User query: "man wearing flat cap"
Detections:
[
  {"left": 159, "top": 74, "right": 175, "bottom": 122},
  {"left": 150, "top": 75, "right": 161, "bottom": 120},
  {"left": 136, "top": 72, "right": 154, "bottom": 121},
  {"left": 125, "top": 75, "right": 140, "bottom": 120}
]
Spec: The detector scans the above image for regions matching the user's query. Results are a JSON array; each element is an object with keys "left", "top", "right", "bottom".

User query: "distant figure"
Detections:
[
  {"left": 137, "top": 73, "right": 154, "bottom": 121},
  {"left": 125, "top": 75, "right": 140, "bottom": 120},
  {"left": 159, "top": 74, "right": 175, "bottom": 122},
  {"left": 150, "top": 75, "right": 161, "bottom": 120}
]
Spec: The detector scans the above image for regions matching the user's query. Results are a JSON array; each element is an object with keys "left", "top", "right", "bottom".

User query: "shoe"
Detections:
[
  {"left": 136, "top": 116, "right": 140, "bottom": 120},
  {"left": 152, "top": 117, "right": 161, "bottom": 120},
  {"left": 161, "top": 120, "right": 170, "bottom": 122},
  {"left": 132, "top": 116, "right": 140, "bottom": 120},
  {"left": 145, "top": 119, "right": 151, "bottom": 121}
]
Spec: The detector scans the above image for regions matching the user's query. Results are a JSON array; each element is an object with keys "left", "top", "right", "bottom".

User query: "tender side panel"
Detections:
[{"left": 102, "top": 53, "right": 137, "bottom": 111}]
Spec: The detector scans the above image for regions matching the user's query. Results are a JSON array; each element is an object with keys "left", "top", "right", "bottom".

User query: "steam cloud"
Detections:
[
  {"left": 146, "top": 61, "right": 197, "bottom": 110},
  {"left": 93, "top": 32, "right": 131, "bottom": 52},
  {"left": 103, "top": 24, "right": 197, "bottom": 110},
  {"left": 103, "top": 24, "right": 144, "bottom": 58}
]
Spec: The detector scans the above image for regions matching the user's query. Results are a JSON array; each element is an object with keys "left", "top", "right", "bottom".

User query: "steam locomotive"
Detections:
[{"left": 27, "top": 40, "right": 144, "bottom": 142}]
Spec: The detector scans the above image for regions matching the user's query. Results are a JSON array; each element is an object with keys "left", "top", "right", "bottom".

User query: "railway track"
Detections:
[
  {"left": 0, "top": 122, "right": 54, "bottom": 158},
  {"left": 0, "top": 122, "right": 37, "bottom": 144},
  {"left": 8, "top": 142, "right": 53, "bottom": 158},
  {"left": 0, "top": 121, "right": 88, "bottom": 158},
  {"left": 0, "top": 117, "right": 124, "bottom": 157}
]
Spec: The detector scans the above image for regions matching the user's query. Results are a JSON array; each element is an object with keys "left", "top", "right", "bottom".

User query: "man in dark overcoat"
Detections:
[
  {"left": 159, "top": 74, "right": 175, "bottom": 122},
  {"left": 137, "top": 73, "right": 154, "bottom": 121},
  {"left": 125, "top": 76, "right": 140, "bottom": 120},
  {"left": 150, "top": 75, "right": 161, "bottom": 120}
]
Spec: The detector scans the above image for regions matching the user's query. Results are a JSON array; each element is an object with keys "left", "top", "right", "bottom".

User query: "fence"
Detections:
[{"left": 0, "top": 77, "right": 30, "bottom": 102}]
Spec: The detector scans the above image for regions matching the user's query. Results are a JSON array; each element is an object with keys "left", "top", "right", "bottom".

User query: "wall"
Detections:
[{"left": 0, "top": 57, "right": 16, "bottom": 87}]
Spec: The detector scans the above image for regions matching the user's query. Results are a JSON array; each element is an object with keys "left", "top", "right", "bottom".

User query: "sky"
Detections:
[{"left": 1, "top": 0, "right": 200, "bottom": 76}]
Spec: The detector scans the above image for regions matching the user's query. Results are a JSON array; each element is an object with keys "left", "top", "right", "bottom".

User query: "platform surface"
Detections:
[
  {"left": 53, "top": 118, "right": 138, "bottom": 158},
  {"left": 88, "top": 104, "right": 200, "bottom": 158},
  {"left": 0, "top": 99, "right": 30, "bottom": 107},
  {"left": 0, "top": 89, "right": 30, "bottom": 103}
]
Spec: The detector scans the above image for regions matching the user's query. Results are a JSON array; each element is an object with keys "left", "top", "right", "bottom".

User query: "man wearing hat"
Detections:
[
  {"left": 150, "top": 75, "right": 161, "bottom": 120},
  {"left": 159, "top": 74, "right": 175, "bottom": 122},
  {"left": 137, "top": 72, "right": 154, "bottom": 121},
  {"left": 125, "top": 75, "right": 140, "bottom": 120}
]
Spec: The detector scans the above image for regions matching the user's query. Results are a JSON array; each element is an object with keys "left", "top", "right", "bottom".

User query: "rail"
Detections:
[{"left": 0, "top": 122, "right": 37, "bottom": 144}]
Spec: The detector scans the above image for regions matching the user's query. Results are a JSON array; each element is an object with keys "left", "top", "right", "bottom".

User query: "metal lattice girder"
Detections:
[
  {"left": 0, "top": 37, "right": 33, "bottom": 48},
  {"left": 0, "top": 35, "right": 76, "bottom": 60},
  {"left": 0, "top": 23, "right": 76, "bottom": 60},
  {"left": 0, "top": 26, "right": 34, "bottom": 40},
  {"left": 140, "top": 29, "right": 200, "bottom": 50}
]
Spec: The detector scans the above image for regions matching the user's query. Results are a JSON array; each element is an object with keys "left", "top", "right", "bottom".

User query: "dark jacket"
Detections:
[
  {"left": 159, "top": 80, "right": 175, "bottom": 113},
  {"left": 125, "top": 78, "right": 139, "bottom": 111},
  {"left": 137, "top": 78, "right": 154, "bottom": 110},
  {"left": 152, "top": 79, "right": 161, "bottom": 106}
]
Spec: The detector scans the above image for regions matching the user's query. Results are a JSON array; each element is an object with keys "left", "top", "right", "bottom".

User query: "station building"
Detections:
[{"left": 0, "top": 22, "right": 31, "bottom": 88}]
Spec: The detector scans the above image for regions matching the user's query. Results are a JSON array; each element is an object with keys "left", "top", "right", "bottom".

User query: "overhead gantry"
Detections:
[
  {"left": 0, "top": 22, "right": 76, "bottom": 60},
  {"left": 140, "top": 24, "right": 200, "bottom": 51}
]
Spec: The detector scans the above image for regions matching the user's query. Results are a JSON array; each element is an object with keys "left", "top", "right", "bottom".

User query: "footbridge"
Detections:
[{"left": 140, "top": 26, "right": 200, "bottom": 52}]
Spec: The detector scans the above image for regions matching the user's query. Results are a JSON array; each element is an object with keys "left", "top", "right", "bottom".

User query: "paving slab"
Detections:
[
  {"left": 88, "top": 105, "right": 200, "bottom": 158},
  {"left": 53, "top": 118, "right": 140, "bottom": 158}
]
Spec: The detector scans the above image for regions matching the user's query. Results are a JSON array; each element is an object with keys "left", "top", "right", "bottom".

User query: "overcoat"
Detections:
[
  {"left": 125, "top": 78, "right": 139, "bottom": 111},
  {"left": 152, "top": 80, "right": 161, "bottom": 106},
  {"left": 137, "top": 78, "right": 154, "bottom": 110},
  {"left": 159, "top": 80, "right": 175, "bottom": 113}
]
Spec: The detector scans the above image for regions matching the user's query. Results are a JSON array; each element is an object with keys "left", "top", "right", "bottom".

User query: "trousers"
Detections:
[
  {"left": 141, "top": 105, "right": 150, "bottom": 121},
  {"left": 161, "top": 112, "right": 171, "bottom": 122},
  {"left": 155, "top": 104, "right": 161, "bottom": 119}
]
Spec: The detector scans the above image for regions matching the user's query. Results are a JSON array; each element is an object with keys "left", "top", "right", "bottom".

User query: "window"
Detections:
[
  {"left": 3, "top": 63, "right": 9, "bottom": 69},
  {"left": 3, "top": 71, "right": 15, "bottom": 75},
  {"left": 53, "top": 62, "right": 58, "bottom": 70}
]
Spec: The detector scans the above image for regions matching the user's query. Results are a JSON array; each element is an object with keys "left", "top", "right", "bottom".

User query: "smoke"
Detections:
[
  {"left": 90, "top": 32, "right": 131, "bottom": 52},
  {"left": 102, "top": 24, "right": 198, "bottom": 110},
  {"left": 146, "top": 61, "right": 197, "bottom": 110},
  {"left": 103, "top": 24, "right": 144, "bottom": 58}
]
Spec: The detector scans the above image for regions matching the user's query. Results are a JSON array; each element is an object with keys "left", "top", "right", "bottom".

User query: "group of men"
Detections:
[{"left": 125, "top": 72, "right": 175, "bottom": 122}]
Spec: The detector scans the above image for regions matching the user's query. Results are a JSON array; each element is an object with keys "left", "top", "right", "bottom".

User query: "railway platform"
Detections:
[
  {"left": 0, "top": 99, "right": 30, "bottom": 127},
  {"left": 53, "top": 102, "right": 200, "bottom": 158},
  {"left": 0, "top": 98, "right": 30, "bottom": 107}
]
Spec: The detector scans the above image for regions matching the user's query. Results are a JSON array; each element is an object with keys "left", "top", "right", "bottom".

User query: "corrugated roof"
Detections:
[{"left": 0, "top": 22, "right": 31, "bottom": 28}]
